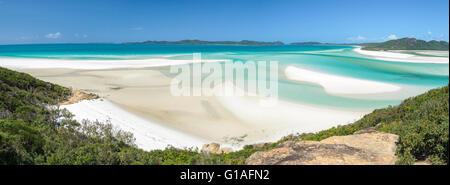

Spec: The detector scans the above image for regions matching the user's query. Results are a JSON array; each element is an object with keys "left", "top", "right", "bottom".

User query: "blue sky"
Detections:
[{"left": 0, "top": 0, "right": 448, "bottom": 44}]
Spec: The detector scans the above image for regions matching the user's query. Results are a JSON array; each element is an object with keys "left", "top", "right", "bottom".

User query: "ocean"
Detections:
[{"left": 1, "top": 44, "right": 448, "bottom": 111}]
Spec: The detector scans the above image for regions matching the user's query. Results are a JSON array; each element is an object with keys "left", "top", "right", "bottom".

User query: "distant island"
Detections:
[
  {"left": 123, "top": 39, "right": 284, "bottom": 46},
  {"left": 290, "top": 42, "right": 323, "bottom": 45},
  {"left": 361, "top": 38, "right": 449, "bottom": 51},
  {"left": 122, "top": 38, "right": 449, "bottom": 51},
  {"left": 291, "top": 38, "right": 450, "bottom": 51}
]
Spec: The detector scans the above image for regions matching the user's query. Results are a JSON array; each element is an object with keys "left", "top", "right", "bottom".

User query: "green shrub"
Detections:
[
  {"left": 1, "top": 66, "right": 448, "bottom": 165},
  {"left": 300, "top": 86, "right": 449, "bottom": 165}
]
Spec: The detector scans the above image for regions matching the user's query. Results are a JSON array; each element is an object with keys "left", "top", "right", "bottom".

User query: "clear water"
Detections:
[{"left": 0, "top": 44, "right": 448, "bottom": 111}]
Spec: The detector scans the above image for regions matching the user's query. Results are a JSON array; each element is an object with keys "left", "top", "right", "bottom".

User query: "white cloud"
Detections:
[
  {"left": 428, "top": 31, "right": 432, "bottom": 35},
  {"left": 45, "top": 32, "right": 61, "bottom": 39},
  {"left": 387, "top": 34, "right": 398, "bottom": 40},
  {"left": 347, "top": 35, "right": 366, "bottom": 42}
]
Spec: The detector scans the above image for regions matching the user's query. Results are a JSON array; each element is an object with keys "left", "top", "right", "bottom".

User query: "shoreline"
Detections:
[
  {"left": 284, "top": 65, "right": 401, "bottom": 95},
  {"left": 215, "top": 82, "right": 369, "bottom": 144},
  {"left": 1, "top": 50, "right": 446, "bottom": 152},
  {"left": 353, "top": 47, "right": 449, "bottom": 64},
  {"left": 60, "top": 98, "right": 211, "bottom": 151},
  {"left": 0, "top": 56, "right": 228, "bottom": 69},
  {"left": 1, "top": 64, "right": 373, "bottom": 150}
]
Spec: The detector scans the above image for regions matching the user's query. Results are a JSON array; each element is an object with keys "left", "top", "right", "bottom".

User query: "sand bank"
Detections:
[
  {"left": 353, "top": 47, "right": 449, "bottom": 64},
  {"left": 215, "top": 82, "right": 369, "bottom": 144},
  {"left": 60, "top": 98, "right": 208, "bottom": 151},
  {"left": 11, "top": 67, "right": 259, "bottom": 148},
  {"left": 0, "top": 57, "right": 227, "bottom": 69},
  {"left": 284, "top": 65, "right": 401, "bottom": 95},
  {"left": 1, "top": 55, "right": 408, "bottom": 150},
  {"left": 9, "top": 66, "right": 373, "bottom": 149}
]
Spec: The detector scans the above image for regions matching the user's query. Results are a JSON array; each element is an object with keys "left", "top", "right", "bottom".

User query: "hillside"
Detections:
[
  {"left": 0, "top": 67, "right": 147, "bottom": 164},
  {"left": 123, "top": 39, "right": 284, "bottom": 45},
  {"left": 362, "top": 38, "right": 449, "bottom": 51},
  {"left": 0, "top": 66, "right": 255, "bottom": 165},
  {"left": 1, "top": 66, "right": 448, "bottom": 165},
  {"left": 296, "top": 85, "right": 449, "bottom": 164},
  {"left": 247, "top": 85, "right": 448, "bottom": 165}
]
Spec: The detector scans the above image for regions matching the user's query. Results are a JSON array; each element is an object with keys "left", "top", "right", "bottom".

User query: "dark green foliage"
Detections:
[
  {"left": 0, "top": 119, "right": 43, "bottom": 164},
  {"left": 1, "top": 66, "right": 448, "bottom": 165},
  {"left": 0, "top": 67, "right": 269, "bottom": 165},
  {"left": 39, "top": 120, "right": 139, "bottom": 165},
  {"left": 0, "top": 67, "right": 71, "bottom": 125},
  {"left": 0, "top": 67, "right": 71, "bottom": 106},
  {"left": 363, "top": 38, "right": 449, "bottom": 51},
  {"left": 299, "top": 86, "right": 449, "bottom": 164},
  {"left": 0, "top": 67, "right": 151, "bottom": 165}
]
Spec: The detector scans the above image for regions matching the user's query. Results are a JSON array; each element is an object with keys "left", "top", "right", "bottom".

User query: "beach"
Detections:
[
  {"left": 1, "top": 45, "right": 448, "bottom": 151},
  {"left": 0, "top": 56, "right": 228, "bottom": 69},
  {"left": 14, "top": 67, "right": 251, "bottom": 149},
  {"left": 284, "top": 65, "right": 401, "bottom": 95},
  {"left": 60, "top": 98, "right": 209, "bottom": 151},
  {"left": 9, "top": 65, "right": 367, "bottom": 150},
  {"left": 353, "top": 47, "right": 449, "bottom": 64}
]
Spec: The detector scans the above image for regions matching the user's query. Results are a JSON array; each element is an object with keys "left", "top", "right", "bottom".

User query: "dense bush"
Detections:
[
  {"left": 0, "top": 67, "right": 267, "bottom": 165},
  {"left": 1, "top": 66, "right": 448, "bottom": 165},
  {"left": 0, "top": 67, "right": 148, "bottom": 164},
  {"left": 300, "top": 86, "right": 449, "bottom": 165}
]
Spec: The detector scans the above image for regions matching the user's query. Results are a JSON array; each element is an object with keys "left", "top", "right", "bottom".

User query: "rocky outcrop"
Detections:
[
  {"left": 246, "top": 128, "right": 399, "bottom": 165},
  {"left": 60, "top": 90, "right": 99, "bottom": 105},
  {"left": 201, "top": 143, "right": 232, "bottom": 154}
]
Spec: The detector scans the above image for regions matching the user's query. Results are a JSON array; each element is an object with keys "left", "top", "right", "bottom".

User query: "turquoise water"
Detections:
[{"left": 0, "top": 44, "right": 448, "bottom": 111}]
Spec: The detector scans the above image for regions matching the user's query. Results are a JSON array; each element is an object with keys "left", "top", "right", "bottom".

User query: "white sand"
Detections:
[
  {"left": 215, "top": 82, "right": 369, "bottom": 144},
  {"left": 414, "top": 50, "right": 449, "bottom": 57},
  {"left": 284, "top": 65, "right": 401, "bottom": 95},
  {"left": 60, "top": 98, "right": 209, "bottom": 151},
  {"left": 12, "top": 67, "right": 253, "bottom": 149},
  {"left": 0, "top": 57, "right": 228, "bottom": 70},
  {"left": 10, "top": 65, "right": 376, "bottom": 149},
  {"left": 353, "top": 47, "right": 449, "bottom": 64},
  {"left": 0, "top": 55, "right": 408, "bottom": 151}
]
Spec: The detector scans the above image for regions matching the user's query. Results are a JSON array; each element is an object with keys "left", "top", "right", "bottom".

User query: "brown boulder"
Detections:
[
  {"left": 246, "top": 129, "right": 398, "bottom": 165},
  {"left": 201, "top": 143, "right": 232, "bottom": 154}
]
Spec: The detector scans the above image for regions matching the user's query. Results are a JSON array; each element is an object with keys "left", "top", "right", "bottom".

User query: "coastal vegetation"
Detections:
[
  {"left": 0, "top": 66, "right": 263, "bottom": 165},
  {"left": 0, "top": 67, "right": 140, "bottom": 164},
  {"left": 362, "top": 38, "right": 449, "bottom": 51},
  {"left": 0, "top": 67, "right": 448, "bottom": 165},
  {"left": 298, "top": 85, "right": 449, "bottom": 165}
]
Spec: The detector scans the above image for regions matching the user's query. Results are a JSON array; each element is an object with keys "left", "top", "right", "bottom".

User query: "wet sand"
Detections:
[{"left": 12, "top": 66, "right": 367, "bottom": 149}]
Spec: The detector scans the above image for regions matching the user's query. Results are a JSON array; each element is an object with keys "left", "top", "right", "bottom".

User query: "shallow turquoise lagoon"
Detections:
[{"left": 1, "top": 44, "right": 448, "bottom": 111}]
